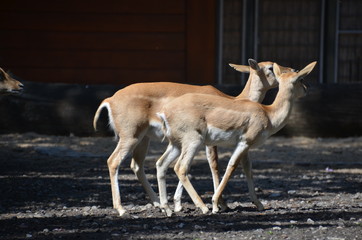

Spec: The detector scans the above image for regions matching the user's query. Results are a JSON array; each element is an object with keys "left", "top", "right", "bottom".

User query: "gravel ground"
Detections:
[{"left": 0, "top": 133, "right": 361, "bottom": 240}]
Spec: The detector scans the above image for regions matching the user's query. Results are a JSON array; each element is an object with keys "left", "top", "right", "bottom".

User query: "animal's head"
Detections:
[
  {"left": 0, "top": 68, "right": 24, "bottom": 95},
  {"left": 273, "top": 61, "right": 317, "bottom": 99},
  {"left": 229, "top": 59, "right": 296, "bottom": 90}
]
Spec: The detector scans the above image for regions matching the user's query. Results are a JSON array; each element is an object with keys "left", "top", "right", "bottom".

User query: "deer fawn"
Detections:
[
  {"left": 0, "top": 68, "right": 24, "bottom": 95},
  {"left": 93, "top": 59, "right": 294, "bottom": 216},
  {"left": 156, "top": 61, "right": 317, "bottom": 215}
]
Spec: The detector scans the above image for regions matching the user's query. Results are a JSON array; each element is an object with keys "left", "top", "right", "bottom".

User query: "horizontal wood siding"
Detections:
[
  {"left": 186, "top": 0, "right": 216, "bottom": 84},
  {"left": 12, "top": 69, "right": 184, "bottom": 85},
  {"left": 0, "top": 13, "right": 185, "bottom": 32},
  {"left": 0, "top": 0, "right": 187, "bottom": 84},
  {"left": 0, "top": 31, "right": 184, "bottom": 51},
  {"left": 1, "top": 1, "right": 185, "bottom": 14}
]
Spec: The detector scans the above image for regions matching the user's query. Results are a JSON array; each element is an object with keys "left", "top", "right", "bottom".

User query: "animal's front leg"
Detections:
[{"left": 212, "top": 142, "right": 249, "bottom": 213}]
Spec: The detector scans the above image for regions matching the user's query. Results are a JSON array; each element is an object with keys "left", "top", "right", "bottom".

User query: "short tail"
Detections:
[
  {"left": 156, "top": 112, "right": 170, "bottom": 141},
  {"left": 93, "top": 100, "right": 111, "bottom": 131}
]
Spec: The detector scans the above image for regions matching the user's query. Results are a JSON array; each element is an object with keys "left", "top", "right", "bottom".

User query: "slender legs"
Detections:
[
  {"left": 130, "top": 136, "right": 160, "bottom": 207},
  {"left": 173, "top": 181, "right": 184, "bottom": 212},
  {"left": 205, "top": 146, "right": 227, "bottom": 211},
  {"left": 156, "top": 144, "right": 181, "bottom": 216},
  {"left": 174, "top": 142, "right": 209, "bottom": 214},
  {"left": 212, "top": 142, "right": 249, "bottom": 213},
  {"left": 212, "top": 142, "right": 264, "bottom": 213},
  {"left": 108, "top": 134, "right": 262, "bottom": 217},
  {"left": 107, "top": 138, "right": 139, "bottom": 216},
  {"left": 173, "top": 145, "right": 226, "bottom": 212},
  {"left": 241, "top": 154, "right": 264, "bottom": 210}
]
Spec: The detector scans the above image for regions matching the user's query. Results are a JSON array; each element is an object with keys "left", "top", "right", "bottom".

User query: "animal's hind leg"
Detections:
[
  {"left": 130, "top": 136, "right": 160, "bottom": 206},
  {"left": 241, "top": 154, "right": 264, "bottom": 211},
  {"left": 173, "top": 181, "right": 184, "bottom": 212},
  {"left": 206, "top": 146, "right": 227, "bottom": 211},
  {"left": 156, "top": 144, "right": 181, "bottom": 216},
  {"left": 107, "top": 138, "right": 138, "bottom": 216},
  {"left": 174, "top": 140, "right": 209, "bottom": 214}
]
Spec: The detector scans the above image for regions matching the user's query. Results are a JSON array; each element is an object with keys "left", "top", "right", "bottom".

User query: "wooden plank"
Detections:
[
  {"left": 186, "top": 0, "right": 216, "bottom": 84},
  {"left": 0, "top": 31, "right": 185, "bottom": 51},
  {"left": 0, "top": 0, "right": 189, "bottom": 85},
  {"left": 0, "top": 0, "right": 185, "bottom": 14},
  {"left": 0, "top": 50, "right": 185, "bottom": 69},
  {"left": 13, "top": 68, "right": 185, "bottom": 84},
  {"left": 0, "top": 13, "right": 185, "bottom": 33}
]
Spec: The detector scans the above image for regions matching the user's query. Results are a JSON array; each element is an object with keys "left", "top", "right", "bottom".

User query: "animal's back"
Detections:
[{"left": 161, "top": 93, "right": 270, "bottom": 146}]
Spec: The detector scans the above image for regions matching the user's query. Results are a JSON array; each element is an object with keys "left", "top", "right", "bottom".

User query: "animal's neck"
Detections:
[
  {"left": 267, "top": 83, "right": 295, "bottom": 133},
  {"left": 235, "top": 75, "right": 267, "bottom": 103}
]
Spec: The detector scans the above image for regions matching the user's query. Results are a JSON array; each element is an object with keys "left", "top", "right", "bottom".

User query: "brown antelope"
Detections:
[
  {"left": 93, "top": 59, "right": 295, "bottom": 216},
  {"left": 0, "top": 68, "right": 23, "bottom": 95},
  {"left": 156, "top": 61, "right": 317, "bottom": 215}
]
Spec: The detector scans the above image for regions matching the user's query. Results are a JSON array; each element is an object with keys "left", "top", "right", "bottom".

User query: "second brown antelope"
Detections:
[
  {"left": 0, "top": 68, "right": 24, "bottom": 95},
  {"left": 156, "top": 61, "right": 317, "bottom": 215},
  {"left": 93, "top": 59, "right": 295, "bottom": 216}
]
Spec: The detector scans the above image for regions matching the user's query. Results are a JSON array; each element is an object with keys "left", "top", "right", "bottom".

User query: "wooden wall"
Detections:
[{"left": 0, "top": 0, "right": 216, "bottom": 85}]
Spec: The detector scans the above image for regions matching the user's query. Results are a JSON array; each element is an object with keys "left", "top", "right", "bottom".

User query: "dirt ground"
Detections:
[{"left": 0, "top": 133, "right": 361, "bottom": 240}]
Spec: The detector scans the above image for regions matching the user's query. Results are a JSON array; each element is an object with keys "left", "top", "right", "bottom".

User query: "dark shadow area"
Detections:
[{"left": 1, "top": 82, "right": 362, "bottom": 137}]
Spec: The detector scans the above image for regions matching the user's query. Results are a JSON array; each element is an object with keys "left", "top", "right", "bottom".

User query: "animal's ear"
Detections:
[
  {"left": 273, "top": 63, "right": 282, "bottom": 79},
  {"left": 298, "top": 61, "right": 317, "bottom": 79},
  {"left": 229, "top": 63, "right": 250, "bottom": 73},
  {"left": 248, "top": 58, "right": 260, "bottom": 71}
]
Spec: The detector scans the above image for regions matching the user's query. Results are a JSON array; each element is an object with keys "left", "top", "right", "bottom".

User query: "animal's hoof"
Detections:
[
  {"left": 165, "top": 208, "right": 173, "bottom": 217},
  {"left": 117, "top": 208, "right": 127, "bottom": 216},
  {"left": 212, "top": 206, "right": 219, "bottom": 214},
  {"left": 161, "top": 206, "right": 173, "bottom": 217},
  {"left": 201, "top": 206, "right": 209, "bottom": 214},
  {"left": 174, "top": 202, "right": 182, "bottom": 212}
]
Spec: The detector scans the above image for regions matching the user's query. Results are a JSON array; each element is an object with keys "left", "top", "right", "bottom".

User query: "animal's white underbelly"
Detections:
[{"left": 204, "top": 125, "right": 241, "bottom": 147}]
